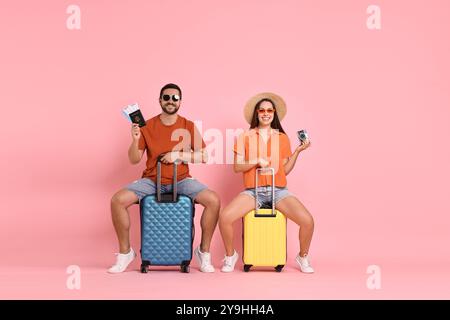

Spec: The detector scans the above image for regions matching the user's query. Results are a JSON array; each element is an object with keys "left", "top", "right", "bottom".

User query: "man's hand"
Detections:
[
  {"left": 131, "top": 123, "right": 141, "bottom": 141},
  {"left": 160, "top": 151, "right": 180, "bottom": 164},
  {"left": 201, "top": 149, "right": 208, "bottom": 163},
  {"left": 296, "top": 139, "right": 311, "bottom": 153}
]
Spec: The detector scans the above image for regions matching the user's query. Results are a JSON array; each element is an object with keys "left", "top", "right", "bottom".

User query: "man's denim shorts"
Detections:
[{"left": 126, "top": 177, "right": 208, "bottom": 202}]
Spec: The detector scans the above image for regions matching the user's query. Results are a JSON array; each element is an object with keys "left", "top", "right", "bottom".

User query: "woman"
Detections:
[{"left": 219, "top": 92, "right": 315, "bottom": 273}]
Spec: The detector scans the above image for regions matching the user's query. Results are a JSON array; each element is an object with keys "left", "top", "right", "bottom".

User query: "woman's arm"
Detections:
[
  {"left": 234, "top": 163, "right": 257, "bottom": 173},
  {"left": 234, "top": 157, "right": 269, "bottom": 173},
  {"left": 284, "top": 140, "right": 311, "bottom": 175}
]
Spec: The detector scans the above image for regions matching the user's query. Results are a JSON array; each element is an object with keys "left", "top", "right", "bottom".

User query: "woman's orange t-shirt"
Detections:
[{"left": 233, "top": 129, "right": 292, "bottom": 188}]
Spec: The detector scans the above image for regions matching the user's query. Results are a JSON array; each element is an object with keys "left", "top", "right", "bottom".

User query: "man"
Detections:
[{"left": 109, "top": 83, "right": 220, "bottom": 273}]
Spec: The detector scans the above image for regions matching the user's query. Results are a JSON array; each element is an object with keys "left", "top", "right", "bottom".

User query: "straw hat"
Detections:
[{"left": 243, "top": 92, "right": 287, "bottom": 124}]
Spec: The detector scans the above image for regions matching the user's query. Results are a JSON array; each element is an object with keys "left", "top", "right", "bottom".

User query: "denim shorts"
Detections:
[
  {"left": 240, "top": 186, "right": 292, "bottom": 208},
  {"left": 126, "top": 177, "right": 208, "bottom": 202}
]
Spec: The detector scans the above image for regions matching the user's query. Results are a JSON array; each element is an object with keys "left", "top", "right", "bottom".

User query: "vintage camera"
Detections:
[{"left": 297, "top": 130, "right": 309, "bottom": 143}]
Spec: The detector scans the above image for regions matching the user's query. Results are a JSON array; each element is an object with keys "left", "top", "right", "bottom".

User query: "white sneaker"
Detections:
[
  {"left": 194, "top": 246, "right": 215, "bottom": 273},
  {"left": 108, "top": 248, "right": 136, "bottom": 273},
  {"left": 221, "top": 251, "right": 238, "bottom": 273},
  {"left": 295, "top": 254, "right": 314, "bottom": 273}
]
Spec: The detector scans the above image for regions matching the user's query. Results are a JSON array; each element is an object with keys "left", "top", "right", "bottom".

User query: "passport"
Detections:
[{"left": 122, "top": 103, "right": 146, "bottom": 127}]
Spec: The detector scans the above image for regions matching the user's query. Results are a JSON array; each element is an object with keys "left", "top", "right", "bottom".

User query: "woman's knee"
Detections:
[
  {"left": 219, "top": 209, "right": 234, "bottom": 226},
  {"left": 301, "top": 215, "right": 314, "bottom": 230}
]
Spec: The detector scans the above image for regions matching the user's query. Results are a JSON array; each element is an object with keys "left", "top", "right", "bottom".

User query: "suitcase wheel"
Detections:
[
  {"left": 275, "top": 265, "right": 284, "bottom": 273},
  {"left": 244, "top": 264, "right": 252, "bottom": 272},
  {"left": 181, "top": 265, "right": 190, "bottom": 273},
  {"left": 140, "top": 265, "right": 148, "bottom": 273}
]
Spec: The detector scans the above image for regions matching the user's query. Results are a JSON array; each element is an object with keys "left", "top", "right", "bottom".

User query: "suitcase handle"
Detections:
[
  {"left": 156, "top": 154, "right": 178, "bottom": 203},
  {"left": 255, "top": 167, "right": 276, "bottom": 217}
]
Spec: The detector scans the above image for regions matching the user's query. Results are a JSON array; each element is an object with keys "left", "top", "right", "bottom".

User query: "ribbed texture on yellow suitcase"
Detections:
[{"left": 243, "top": 208, "right": 287, "bottom": 267}]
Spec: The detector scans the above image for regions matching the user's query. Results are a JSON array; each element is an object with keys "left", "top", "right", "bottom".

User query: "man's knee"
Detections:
[
  {"left": 111, "top": 189, "right": 138, "bottom": 208},
  {"left": 209, "top": 191, "right": 221, "bottom": 209},
  {"left": 198, "top": 190, "right": 221, "bottom": 209}
]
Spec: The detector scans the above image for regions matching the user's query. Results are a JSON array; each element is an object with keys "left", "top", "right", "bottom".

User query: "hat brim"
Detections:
[{"left": 244, "top": 92, "right": 287, "bottom": 124}]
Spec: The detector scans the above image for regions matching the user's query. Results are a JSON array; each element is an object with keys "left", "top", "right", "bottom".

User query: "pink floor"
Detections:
[{"left": 2, "top": 255, "right": 449, "bottom": 300}]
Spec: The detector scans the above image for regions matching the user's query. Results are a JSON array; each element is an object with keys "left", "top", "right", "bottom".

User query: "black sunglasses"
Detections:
[{"left": 162, "top": 94, "right": 180, "bottom": 102}]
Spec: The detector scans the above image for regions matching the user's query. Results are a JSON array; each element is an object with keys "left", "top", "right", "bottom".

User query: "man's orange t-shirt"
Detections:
[
  {"left": 234, "top": 129, "right": 292, "bottom": 189},
  {"left": 138, "top": 115, "right": 206, "bottom": 184}
]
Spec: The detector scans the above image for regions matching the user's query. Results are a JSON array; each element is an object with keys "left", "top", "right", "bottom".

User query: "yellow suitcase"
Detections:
[{"left": 242, "top": 168, "right": 287, "bottom": 272}]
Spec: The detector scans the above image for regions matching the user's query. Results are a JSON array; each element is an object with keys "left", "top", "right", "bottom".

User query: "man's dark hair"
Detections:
[{"left": 160, "top": 83, "right": 182, "bottom": 99}]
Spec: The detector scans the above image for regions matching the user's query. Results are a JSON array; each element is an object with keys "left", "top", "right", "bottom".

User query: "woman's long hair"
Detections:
[{"left": 250, "top": 98, "right": 285, "bottom": 134}]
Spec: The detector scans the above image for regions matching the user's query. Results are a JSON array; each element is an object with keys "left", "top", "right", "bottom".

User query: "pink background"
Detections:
[{"left": 1, "top": 0, "right": 449, "bottom": 299}]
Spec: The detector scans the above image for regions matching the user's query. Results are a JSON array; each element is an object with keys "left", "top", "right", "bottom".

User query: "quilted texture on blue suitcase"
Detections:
[{"left": 140, "top": 194, "right": 194, "bottom": 265}]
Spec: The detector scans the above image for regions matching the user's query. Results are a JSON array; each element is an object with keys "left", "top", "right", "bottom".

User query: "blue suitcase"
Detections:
[{"left": 139, "top": 156, "right": 195, "bottom": 273}]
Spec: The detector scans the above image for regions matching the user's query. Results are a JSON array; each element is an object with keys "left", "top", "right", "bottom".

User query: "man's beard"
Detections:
[{"left": 161, "top": 104, "right": 179, "bottom": 115}]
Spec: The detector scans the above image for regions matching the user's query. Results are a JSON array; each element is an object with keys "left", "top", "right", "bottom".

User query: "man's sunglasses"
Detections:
[
  {"left": 162, "top": 94, "right": 180, "bottom": 102},
  {"left": 257, "top": 108, "right": 275, "bottom": 114}
]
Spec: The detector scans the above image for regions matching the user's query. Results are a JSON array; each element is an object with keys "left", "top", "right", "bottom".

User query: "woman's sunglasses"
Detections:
[
  {"left": 257, "top": 108, "right": 275, "bottom": 114},
  {"left": 162, "top": 94, "right": 180, "bottom": 102}
]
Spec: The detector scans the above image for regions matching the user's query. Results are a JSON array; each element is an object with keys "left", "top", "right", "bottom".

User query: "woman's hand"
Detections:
[
  {"left": 296, "top": 139, "right": 311, "bottom": 153},
  {"left": 257, "top": 158, "right": 270, "bottom": 168}
]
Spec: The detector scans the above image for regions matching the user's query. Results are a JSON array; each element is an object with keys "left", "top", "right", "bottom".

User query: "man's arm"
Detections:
[
  {"left": 160, "top": 124, "right": 207, "bottom": 164},
  {"left": 188, "top": 124, "right": 208, "bottom": 163},
  {"left": 128, "top": 123, "right": 145, "bottom": 164},
  {"left": 160, "top": 149, "right": 207, "bottom": 164},
  {"left": 178, "top": 150, "right": 207, "bottom": 163}
]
